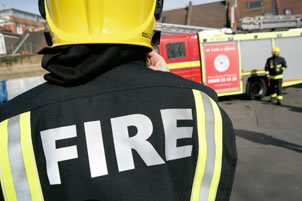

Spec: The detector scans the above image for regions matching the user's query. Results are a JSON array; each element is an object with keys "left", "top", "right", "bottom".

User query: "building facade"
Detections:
[
  {"left": 160, "top": 0, "right": 302, "bottom": 29},
  {"left": 161, "top": 1, "right": 228, "bottom": 28},
  {"left": 0, "top": 8, "right": 46, "bottom": 35},
  {"left": 226, "top": 0, "right": 302, "bottom": 28}
]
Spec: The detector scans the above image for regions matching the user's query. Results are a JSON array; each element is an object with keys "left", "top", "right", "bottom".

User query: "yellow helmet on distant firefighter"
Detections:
[
  {"left": 38, "top": 0, "right": 164, "bottom": 49},
  {"left": 272, "top": 47, "right": 280, "bottom": 55}
]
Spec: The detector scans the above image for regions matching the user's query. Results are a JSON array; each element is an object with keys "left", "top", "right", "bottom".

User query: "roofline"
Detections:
[
  {"left": 0, "top": 8, "right": 43, "bottom": 20},
  {"left": 163, "top": 0, "right": 225, "bottom": 12}
]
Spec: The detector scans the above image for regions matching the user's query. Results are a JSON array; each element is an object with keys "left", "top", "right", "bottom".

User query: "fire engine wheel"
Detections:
[{"left": 247, "top": 78, "right": 267, "bottom": 100}]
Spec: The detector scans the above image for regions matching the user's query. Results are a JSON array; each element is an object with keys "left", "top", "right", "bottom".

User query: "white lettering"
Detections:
[
  {"left": 84, "top": 121, "right": 108, "bottom": 178},
  {"left": 40, "top": 125, "right": 78, "bottom": 185},
  {"left": 161, "top": 109, "right": 193, "bottom": 161},
  {"left": 111, "top": 114, "right": 165, "bottom": 172}
]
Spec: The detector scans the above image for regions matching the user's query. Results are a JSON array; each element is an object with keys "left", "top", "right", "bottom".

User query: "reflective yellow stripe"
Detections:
[
  {"left": 191, "top": 90, "right": 223, "bottom": 201},
  {"left": 283, "top": 79, "right": 302, "bottom": 87},
  {"left": 276, "top": 64, "right": 282, "bottom": 68},
  {"left": 208, "top": 98, "right": 223, "bottom": 201},
  {"left": 168, "top": 61, "right": 201, "bottom": 70},
  {"left": 270, "top": 75, "right": 283, "bottom": 79},
  {"left": 20, "top": 112, "right": 44, "bottom": 201},
  {"left": 282, "top": 67, "right": 286, "bottom": 71},
  {"left": 0, "top": 119, "right": 17, "bottom": 201},
  {"left": 271, "top": 93, "right": 277, "bottom": 98},
  {"left": 241, "top": 70, "right": 266, "bottom": 76},
  {"left": 277, "top": 96, "right": 283, "bottom": 100},
  {"left": 191, "top": 90, "right": 207, "bottom": 201}
]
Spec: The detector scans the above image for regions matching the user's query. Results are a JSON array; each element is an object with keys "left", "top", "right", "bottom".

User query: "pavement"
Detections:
[{"left": 219, "top": 85, "right": 302, "bottom": 201}]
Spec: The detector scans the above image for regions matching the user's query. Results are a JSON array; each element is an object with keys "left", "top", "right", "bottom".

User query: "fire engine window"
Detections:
[
  {"left": 153, "top": 46, "right": 160, "bottom": 54},
  {"left": 161, "top": 16, "right": 168, "bottom": 23},
  {"left": 166, "top": 42, "right": 186, "bottom": 60},
  {"left": 248, "top": 1, "right": 262, "bottom": 9}
]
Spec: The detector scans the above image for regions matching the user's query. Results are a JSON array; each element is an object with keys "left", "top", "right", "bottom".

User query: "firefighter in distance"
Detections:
[{"left": 265, "top": 47, "right": 287, "bottom": 105}]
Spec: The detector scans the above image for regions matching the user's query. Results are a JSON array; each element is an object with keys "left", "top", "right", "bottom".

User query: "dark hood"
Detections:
[{"left": 40, "top": 45, "right": 149, "bottom": 86}]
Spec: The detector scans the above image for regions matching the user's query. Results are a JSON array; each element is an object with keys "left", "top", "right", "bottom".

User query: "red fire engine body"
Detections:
[{"left": 157, "top": 30, "right": 302, "bottom": 99}]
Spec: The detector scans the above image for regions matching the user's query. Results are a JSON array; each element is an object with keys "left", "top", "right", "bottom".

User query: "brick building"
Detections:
[
  {"left": 160, "top": 0, "right": 302, "bottom": 29},
  {"left": 226, "top": 0, "right": 302, "bottom": 28},
  {"left": 161, "top": 1, "right": 228, "bottom": 28},
  {"left": 277, "top": 0, "right": 302, "bottom": 15},
  {"left": 0, "top": 8, "right": 46, "bottom": 35}
]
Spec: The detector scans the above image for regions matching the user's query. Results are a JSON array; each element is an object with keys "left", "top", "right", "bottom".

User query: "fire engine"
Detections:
[{"left": 155, "top": 22, "right": 302, "bottom": 99}]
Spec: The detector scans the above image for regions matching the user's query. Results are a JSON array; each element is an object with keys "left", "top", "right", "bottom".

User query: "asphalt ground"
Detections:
[{"left": 219, "top": 85, "right": 302, "bottom": 201}]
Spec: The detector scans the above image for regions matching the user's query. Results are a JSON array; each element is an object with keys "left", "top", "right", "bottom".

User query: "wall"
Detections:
[
  {"left": 0, "top": 54, "right": 47, "bottom": 80},
  {"left": 161, "top": 2, "right": 227, "bottom": 28},
  {"left": 277, "top": 0, "right": 302, "bottom": 15}
]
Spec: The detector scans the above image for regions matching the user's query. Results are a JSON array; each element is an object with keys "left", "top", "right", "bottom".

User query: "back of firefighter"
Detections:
[
  {"left": 265, "top": 47, "right": 287, "bottom": 105},
  {"left": 0, "top": 0, "right": 237, "bottom": 201}
]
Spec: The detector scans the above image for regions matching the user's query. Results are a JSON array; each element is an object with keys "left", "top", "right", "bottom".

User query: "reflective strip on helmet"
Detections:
[
  {"left": 277, "top": 96, "right": 283, "bottom": 100},
  {"left": 0, "top": 112, "right": 44, "bottom": 201},
  {"left": 270, "top": 75, "right": 283, "bottom": 79},
  {"left": 191, "top": 90, "right": 223, "bottom": 201}
]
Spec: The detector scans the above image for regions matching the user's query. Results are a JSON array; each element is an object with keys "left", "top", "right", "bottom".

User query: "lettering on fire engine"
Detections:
[{"left": 40, "top": 109, "right": 193, "bottom": 185}]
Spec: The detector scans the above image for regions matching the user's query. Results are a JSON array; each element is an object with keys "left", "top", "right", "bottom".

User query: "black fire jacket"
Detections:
[{"left": 0, "top": 58, "right": 237, "bottom": 201}]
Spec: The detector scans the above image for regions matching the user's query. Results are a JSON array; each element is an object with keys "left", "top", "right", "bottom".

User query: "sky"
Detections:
[{"left": 0, "top": 0, "right": 224, "bottom": 15}]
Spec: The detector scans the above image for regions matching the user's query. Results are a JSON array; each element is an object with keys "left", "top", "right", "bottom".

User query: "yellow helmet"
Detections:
[
  {"left": 38, "top": 0, "right": 164, "bottom": 48},
  {"left": 272, "top": 47, "right": 280, "bottom": 55}
]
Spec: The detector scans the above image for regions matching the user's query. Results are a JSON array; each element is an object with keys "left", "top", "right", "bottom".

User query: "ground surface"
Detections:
[{"left": 219, "top": 85, "right": 302, "bottom": 201}]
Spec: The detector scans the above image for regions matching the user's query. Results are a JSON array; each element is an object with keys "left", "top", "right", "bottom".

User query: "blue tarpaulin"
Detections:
[{"left": 0, "top": 80, "right": 8, "bottom": 104}]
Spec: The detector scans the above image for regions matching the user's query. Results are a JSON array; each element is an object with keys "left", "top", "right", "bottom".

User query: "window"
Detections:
[
  {"left": 264, "top": 11, "right": 273, "bottom": 16},
  {"left": 153, "top": 46, "right": 160, "bottom": 54},
  {"left": 161, "top": 16, "right": 168, "bottom": 23},
  {"left": 248, "top": 1, "right": 262, "bottom": 9},
  {"left": 166, "top": 42, "right": 186, "bottom": 60},
  {"left": 16, "top": 25, "right": 23, "bottom": 34},
  {"left": 284, "top": 8, "right": 293, "bottom": 15}
]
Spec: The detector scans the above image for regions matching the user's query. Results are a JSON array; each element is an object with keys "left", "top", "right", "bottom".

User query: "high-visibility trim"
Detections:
[
  {"left": 241, "top": 70, "right": 266, "bottom": 76},
  {"left": 0, "top": 119, "right": 17, "bottom": 201},
  {"left": 270, "top": 75, "right": 283, "bottom": 79},
  {"left": 197, "top": 92, "right": 216, "bottom": 201},
  {"left": 276, "top": 64, "right": 282, "bottom": 68},
  {"left": 277, "top": 96, "right": 283, "bottom": 100},
  {"left": 217, "top": 89, "right": 242, "bottom": 97},
  {"left": 0, "top": 113, "right": 44, "bottom": 201},
  {"left": 8, "top": 115, "right": 32, "bottom": 201},
  {"left": 283, "top": 79, "right": 302, "bottom": 87},
  {"left": 237, "top": 41, "right": 244, "bottom": 99},
  {"left": 282, "top": 67, "right": 286, "bottom": 71},
  {"left": 20, "top": 112, "right": 44, "bottom": 201},
  {"left": 168, "top": 61, "right": 201, "bottom": 70},
  {"left": 191, "top": 90, "right": 207, "bottom": 201},
  {"left": 191, "top": 90, "right": 223, "bottom": 201},
  {"left": 271, "top": 93, "right": 277, "bottom": 98},
  {"left": 208, "top": 98, "right": 223, "bottom": 201}
]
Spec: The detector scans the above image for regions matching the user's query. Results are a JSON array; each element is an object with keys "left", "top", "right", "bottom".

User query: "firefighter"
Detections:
[
  {"left": 0, "top": 0, "right": 237, "bottom": 201},
  {"left": 265, "top": 47, "right": 287, "bottom": 105}
]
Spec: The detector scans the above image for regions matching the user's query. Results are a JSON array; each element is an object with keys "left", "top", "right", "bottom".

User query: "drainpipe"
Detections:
[
  {"left": 275, "top": 0, "right": 280, "bottom": 15},
  {"left": 186, "top": 1, "right": 193, "bottom": 25},
  {"left": 231, "top": 0, "right": 238, "bottom": 29},
  {"left": 272, "top": 0, "right": 277, "bottom": 15}
]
